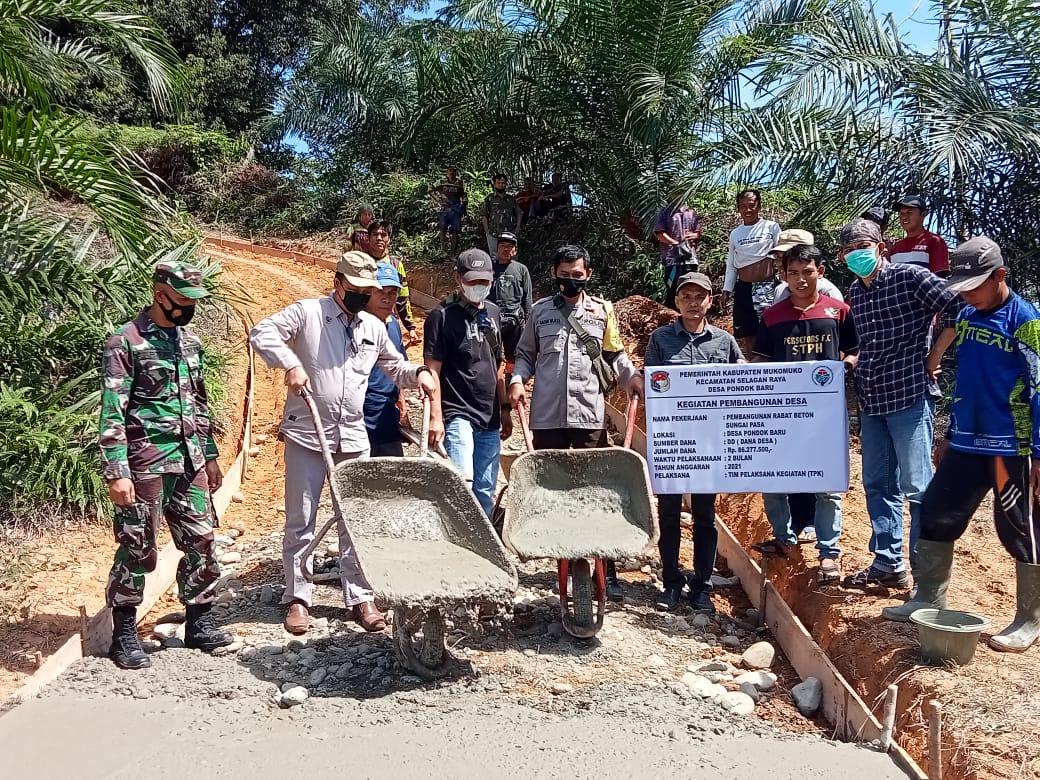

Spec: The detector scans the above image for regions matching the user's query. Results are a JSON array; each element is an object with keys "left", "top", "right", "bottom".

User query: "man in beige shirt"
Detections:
[{"left": 250, "top": 251, "right": 437, "bottom": 634}]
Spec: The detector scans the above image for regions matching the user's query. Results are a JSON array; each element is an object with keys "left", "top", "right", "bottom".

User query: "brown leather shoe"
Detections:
[
  {"left": 352, "top": 601, "right": 387, "bottom": 632},
  {"left": 284, "top": 601, "right": 309, "bottom": 634}
]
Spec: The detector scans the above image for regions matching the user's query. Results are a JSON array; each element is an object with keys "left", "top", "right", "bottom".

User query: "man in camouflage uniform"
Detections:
[{"left": 100, "top": 260, "right": 231, "bottom": 669}]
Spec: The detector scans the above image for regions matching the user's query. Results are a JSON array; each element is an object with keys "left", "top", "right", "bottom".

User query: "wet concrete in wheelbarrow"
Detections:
[
  {"left": 331, "top": 458, "right": 517, "bottom": 607},
  {"left": 503, "top": 448, "right": 658, "bottom": 560}
]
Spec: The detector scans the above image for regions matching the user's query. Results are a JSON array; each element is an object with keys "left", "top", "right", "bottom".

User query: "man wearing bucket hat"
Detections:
[
  {"left": 425, "top": 248, "right": 512, "bottom": 517},
  {"left": 882, "top": 237, "right": 1040, "bottom": 652},
  {"left": 837, "top": 218, "right": 960, "bottom": 593},
  {"left": 250, "top": 251, "right": 437, "bottom": 635},
  {"left": 100, "top": 260, "right": 231, "bottom": 669},
  {"left": 641, "top": 271, "right": 745, "bottom": 612}
]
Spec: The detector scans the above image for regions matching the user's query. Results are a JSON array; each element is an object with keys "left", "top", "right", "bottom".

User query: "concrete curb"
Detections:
[{"left": 4, "top": 307, "right": 256, "bottom": 709}]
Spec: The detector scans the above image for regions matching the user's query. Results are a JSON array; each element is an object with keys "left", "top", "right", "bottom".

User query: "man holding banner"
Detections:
[
  {"left": 642, "top": 272, "right": 745, "bottom": 613},
  {"left": 750, "top": 244, "right": 859, "bottom": 585}
]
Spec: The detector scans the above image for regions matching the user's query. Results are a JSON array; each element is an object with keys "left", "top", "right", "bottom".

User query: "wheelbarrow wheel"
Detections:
[
  {"left": 392, "top": 606, "right": 450, "bottom": 681},
  {"left": 569, "top": 558, "right": 595, "bottom": 629}
]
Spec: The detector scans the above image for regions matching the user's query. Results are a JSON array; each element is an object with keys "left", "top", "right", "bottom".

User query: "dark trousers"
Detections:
[
  {"left": 501, "top": 320, "right": 524, "bottom": 364},
  {"left": 532, "top": 428, "right": 609, "bottom": 450},
  {"left": 788, "top": 493, "right": 816, "bottom": 534},
  {"left": 922, "top": 448, "right": 1040, "bottom": 564},
  {"left": 657, "top": 493, "right": 718, "bottom": 592},
  {"left": 369, "top": 438, "right": 404, "bottom": 457}
]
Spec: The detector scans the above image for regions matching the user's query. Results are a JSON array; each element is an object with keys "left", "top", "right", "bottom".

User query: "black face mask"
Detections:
[
  {"left": 555, "top": 277, "right": 587, "bottom": 298},
  {"left": 159, "top": 299, "right": 195, "bottom": 326},
  {"left": 341, "top": 290, "right": 371, "bottom": 314}
]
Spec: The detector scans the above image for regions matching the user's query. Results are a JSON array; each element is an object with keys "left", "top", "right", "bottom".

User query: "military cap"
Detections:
[{"left": 154, "top": 260, "right": 210, "bottom": 299}]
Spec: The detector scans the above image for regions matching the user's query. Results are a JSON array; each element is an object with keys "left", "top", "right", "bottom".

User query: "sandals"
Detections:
[
  {"left": 818, "top": 559, "right": 841, "bottom": 585},
  {"left": 751, "top": 539, "right": 793, "bottom": 558},
  {"left": 797, "top": 528, "right": 818, "bottom": 543}
]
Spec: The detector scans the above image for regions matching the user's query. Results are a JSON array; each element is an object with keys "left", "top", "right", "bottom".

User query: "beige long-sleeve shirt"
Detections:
[
  {"left": 510, "top": 293, "right": 637, "bottom": 430},
  {"left": 249, "top": 294, "right": 423, "bottom": 453}
]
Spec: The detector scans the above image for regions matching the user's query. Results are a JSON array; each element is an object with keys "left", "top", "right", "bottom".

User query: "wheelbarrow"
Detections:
[
  {"left": 500, "top": 397, "right": 658, "bottom": 638},
  {"left": 297, "top": 388, "right": 517, "bottom": 680}
]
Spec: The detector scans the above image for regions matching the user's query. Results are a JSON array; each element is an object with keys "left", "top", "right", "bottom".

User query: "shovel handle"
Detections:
[
  {"left": 623, "top": 394, "right": 639, "bottom": 450},
  {"left": 516, "top": 397, "right": 535, "bottom": 454}
]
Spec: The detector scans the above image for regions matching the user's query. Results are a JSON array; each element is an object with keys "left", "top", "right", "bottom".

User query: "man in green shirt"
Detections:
[{"left": 477, "top": 172, "right": 522, "bottom": 257}]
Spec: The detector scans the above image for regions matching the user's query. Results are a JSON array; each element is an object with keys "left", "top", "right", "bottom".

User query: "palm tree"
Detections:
[
  {"left": 0, "top": 0, "right": 185, "bottom": 253},
  {"left": 692, "top": 0, "right": 1040, "bottom": 279}
]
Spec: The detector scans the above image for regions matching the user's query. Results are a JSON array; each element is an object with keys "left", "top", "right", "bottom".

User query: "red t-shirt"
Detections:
[
  {"left": 754, "top": 294, "right": 859, "bottom": 362},
  {"left": 889, "top": 231, "right": 950, "bottom": 275}
]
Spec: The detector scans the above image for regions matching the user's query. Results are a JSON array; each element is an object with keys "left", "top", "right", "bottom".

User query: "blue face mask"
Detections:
[{"left": 845, "top": 247, "right": 880, "bottom": 278}]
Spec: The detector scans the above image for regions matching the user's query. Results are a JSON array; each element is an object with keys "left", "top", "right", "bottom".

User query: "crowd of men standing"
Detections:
[{"left": 96, "top": 176, "right": 1040, "bottom": 671}]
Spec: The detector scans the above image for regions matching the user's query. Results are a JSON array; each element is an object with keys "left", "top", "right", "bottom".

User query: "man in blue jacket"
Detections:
[
  {"left": 882, "top": 237, "right": 1040, "bottom": 653},
  {"left": 365, "top": 262, "right": 410, "bottom": 456}
]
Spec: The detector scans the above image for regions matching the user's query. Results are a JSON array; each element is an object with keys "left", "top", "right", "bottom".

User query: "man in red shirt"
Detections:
[
  {"left": 890, "top": 195, "right": 949, "bottom": 277},
  {"left": 750, "top": 243, "right": 859, "bottom": 586}
]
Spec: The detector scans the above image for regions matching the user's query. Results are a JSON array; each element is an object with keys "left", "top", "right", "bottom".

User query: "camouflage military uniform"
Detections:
[{"left": 100, "top": 270, "right": 221, "bottom": 609}]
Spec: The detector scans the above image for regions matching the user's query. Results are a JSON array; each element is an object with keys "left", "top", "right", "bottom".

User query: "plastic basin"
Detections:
[{"left": 909, "top": 608, "right": 990, "bottom": 666}]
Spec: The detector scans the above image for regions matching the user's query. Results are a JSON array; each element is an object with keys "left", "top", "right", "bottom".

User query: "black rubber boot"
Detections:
[
  {"left": 109, "top": 606, "right": 151, "bottom": 670},
  {"left": 605, "top": 560, "right": 624, "bottom": 602},
  {"left": 184, "top": 602, "right": 233, "bottom": 652}
]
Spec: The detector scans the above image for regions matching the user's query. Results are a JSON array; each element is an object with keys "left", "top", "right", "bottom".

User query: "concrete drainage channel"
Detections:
[{"left": 0, "top": 238, "right": 922, "bottom": 780}]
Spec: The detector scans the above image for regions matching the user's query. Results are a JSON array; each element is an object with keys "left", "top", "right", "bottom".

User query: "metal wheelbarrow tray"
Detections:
[
  {"left": 501, "top": 448, "right": 658, "bottom": 562},
  {"left": 500, "top": 399, "right": 658, "bottom": 639},
  {"left": 331, "top": 457, "right": 517, "bottom": 607}
]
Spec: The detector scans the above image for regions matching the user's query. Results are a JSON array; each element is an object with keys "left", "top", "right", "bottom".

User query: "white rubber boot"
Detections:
[{"left": 989, "top": 561, "right": 1040, "bottom": 652}]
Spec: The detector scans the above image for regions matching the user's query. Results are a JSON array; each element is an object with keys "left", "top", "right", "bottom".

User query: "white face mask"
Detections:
[{"left": 463, "top": 283, "right": 491, "bottom": 303}]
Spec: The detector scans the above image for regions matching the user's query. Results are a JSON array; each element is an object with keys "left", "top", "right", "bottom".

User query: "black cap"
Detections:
[
  {"left": 455, "top": 248, "right": 494, "bottom": 281},
  {"left": 894, "top": 194, "right": 928, "bottom": 212},
  {"left": 496, "top": 231, "right": 518, "bottom": 245},
  {"left": 946, "top": 237, "right": 1005, "bottom": 294},
  {"left": 861, "top": 207, "right": 889, "bottom": 229}
]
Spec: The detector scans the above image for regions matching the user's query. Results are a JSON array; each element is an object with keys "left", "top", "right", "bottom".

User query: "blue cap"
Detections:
[{"left": 375, "top": 262, "right": 401, "bottom": 289}]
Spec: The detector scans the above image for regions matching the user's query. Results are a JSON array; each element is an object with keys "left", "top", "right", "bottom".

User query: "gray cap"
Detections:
[
  {"left": 838, "top": 218, "right": 882, "bottom": 246},
  {"left": 946, "top": 237, "right": 1005, "bottom": 294},
  {"left": 496, "top": 231, "right": 518, "bottom": 245},
  {"left": 676, "top": 272, "right": 713, "bottom": 294},
  {"left": 455, "top": 248, "right": 494, "bottom": 281}
]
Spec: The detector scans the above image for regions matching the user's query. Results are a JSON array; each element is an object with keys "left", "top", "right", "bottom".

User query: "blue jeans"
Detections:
[
  {"left": 444, "top": 417, "right": 500, "bottom": 518},
  {"left": 439, "top": 203, "right": 463, "bottom": 233},
  {"left": 860, "top": 394, "right": 935, "bottom": 574},
  {"left": 763, "top": 493, "right": 842, "bottom": 559}
]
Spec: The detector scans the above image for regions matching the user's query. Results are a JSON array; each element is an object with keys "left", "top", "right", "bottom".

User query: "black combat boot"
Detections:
[
  {"left": 605, "top": 560, "right": 624, "bottom": 602},
  {"left": 184, "top": 602, "right": 233, "bottom": 652},
  {"left": 109, "top": 606, "right": 151, "bottom": 670}
]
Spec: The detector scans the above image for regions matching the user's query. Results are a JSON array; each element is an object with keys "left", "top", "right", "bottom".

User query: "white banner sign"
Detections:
[{"left": 644, "top": 361, "right": 849, "bottom": 494}]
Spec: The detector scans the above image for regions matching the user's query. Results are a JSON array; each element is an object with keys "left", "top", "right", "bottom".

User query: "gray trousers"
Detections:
[{"left": 282, "top": 438, "right": 374, "bottom": 607}]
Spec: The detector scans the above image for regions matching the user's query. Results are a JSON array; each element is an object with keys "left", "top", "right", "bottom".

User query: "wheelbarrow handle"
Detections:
[
  {"left": 420, "top": 392, "right": 431, "bottom": 459},
  {"left": 515, "top": 397, "right": 535, "bottom": 454},
  {"left": 299, "top": 387, "right": 336, "bottom": 475},
  {"left": 624, "top": 394, "right": 640, "bottom": 450}
]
